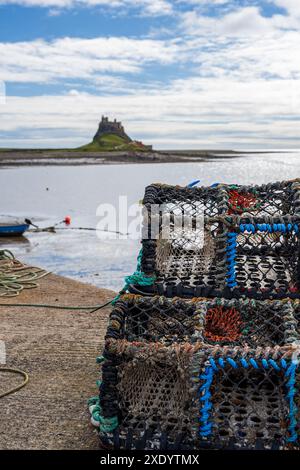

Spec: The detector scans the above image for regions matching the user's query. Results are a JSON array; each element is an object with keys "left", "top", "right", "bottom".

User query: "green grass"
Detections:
[
  {"left": 77, "top": 133, "right": 148, "bottom": 152},
  {"left": 0, "top": 134, "right": 150, "bottom": 153}
]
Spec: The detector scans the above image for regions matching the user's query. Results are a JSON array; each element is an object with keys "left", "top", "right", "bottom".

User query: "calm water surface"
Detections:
[{"left": 0, "top": 152, "right": 299, "bottom": 291}]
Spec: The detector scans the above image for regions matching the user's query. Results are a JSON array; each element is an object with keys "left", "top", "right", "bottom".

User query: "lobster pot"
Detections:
[
  {"left": 97, "top": 295, "right": 300, "bottom": 450},
  {"left": 139, "top": 180, "right": 300, "bottom": 300},
  {"left": 100, "top": 340, "right": 198, "bottom": 450},
  {"left": 105, "top": 294, "right": 300, "bottom": 348},
  {"left": 194, "top": 348, "right": 299, "bottom": 450},
  {"left": 99, "top": 340, "right": 299, "bottom": 450}
]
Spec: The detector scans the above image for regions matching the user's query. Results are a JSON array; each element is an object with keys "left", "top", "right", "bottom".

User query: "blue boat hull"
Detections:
[{"left": 0, "top": 224, "right": 29, "bottom": 236}]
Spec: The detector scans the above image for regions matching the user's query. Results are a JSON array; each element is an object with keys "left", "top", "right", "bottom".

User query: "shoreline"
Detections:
[{"left": 0, "top": 149, "right": 278, "bottom": 167}]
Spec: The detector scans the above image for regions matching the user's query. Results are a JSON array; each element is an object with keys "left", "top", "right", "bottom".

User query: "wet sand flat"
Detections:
[
  {"left": 0, "top": 149, "right": 247, "bottom": 166},
  {"left": 0, "top": 273, "right": 115, "bottom": 449}
]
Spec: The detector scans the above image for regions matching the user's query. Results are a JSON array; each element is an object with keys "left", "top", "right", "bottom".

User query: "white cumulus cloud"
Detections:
[
  {"left": 0, "top": 0, "right": 174, "bottom": 16},
  {"left": 1, "top": 0, "right": 300, "bottom": 148},
  {"left": 0, "top": 37, "right": 180, "bottom": 84}
]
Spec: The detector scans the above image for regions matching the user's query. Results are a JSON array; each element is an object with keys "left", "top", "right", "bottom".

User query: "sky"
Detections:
[{"left": 0, "top": 0, "right": 300, "bottom": 149}]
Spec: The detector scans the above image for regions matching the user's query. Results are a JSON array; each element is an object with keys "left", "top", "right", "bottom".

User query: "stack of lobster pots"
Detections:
[{"left": 89, "top": 179, "right": 300, "bottom": 450}]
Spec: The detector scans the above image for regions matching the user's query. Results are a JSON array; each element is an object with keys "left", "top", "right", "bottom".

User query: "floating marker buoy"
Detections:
[{"left": 64, "top": 216, "right": 71, "bottom": 225}]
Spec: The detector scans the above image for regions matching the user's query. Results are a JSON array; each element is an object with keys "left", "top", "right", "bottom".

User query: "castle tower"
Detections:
[{"left": 93, "top": 116, "right": 132, "bottom": 143}]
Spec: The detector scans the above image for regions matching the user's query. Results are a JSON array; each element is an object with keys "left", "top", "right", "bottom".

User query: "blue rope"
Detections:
[
  {"left": 187, "top": 180, "right": 220, "bottom": 188},
  {"left": 209, "top": 358, "right": 218, "bottom": 371},
  {"left": 187, "top": 180, "right": 201, "bottom": 188},
  {"left": 199, "top": 356, "right": 299, "bottom": 444},
  {"left": 227, "top": 357, "right": 238, "bottom": 368},
  {"left": 249, "top": 358, "right": 259, "bottom": 369},
  {"left": 269, "top": 359, "right": 280, "bottom": 371},
  {"left": 218, "top": 357, "right": 225, "bottom": 368},
  {"left": 226, "top": 232, "right": 237, "bottom": 288},
  {"left": 199, "top": 366, "right": 214, "bottom": 437},
  {"left": 240, "top": 223, "right": 299, "bottom": 233},
  {"left": 240, "top": 358, "right": 249, "bottom": 368},
  {"left": 285, "top": 363, "right": 298, "bottom": 443}
]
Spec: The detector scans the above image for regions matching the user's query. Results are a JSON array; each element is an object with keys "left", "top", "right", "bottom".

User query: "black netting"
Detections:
[
  {"left": 235, "top": 230, "right": 299, "bottom": 294},
  {"left": 99, "top": 341, "right": 198, "bottom": 450},
  {"left": 293, "top": 300, "right": 300, "bottom": 325},
  {"left": 227, "top": 181, "right": 298, "bottom": 217},
  {"left": 99, "top": 340, "right": 299, "bottom": 450},
  {"left": 93, "top": 178, "right": 300, "bottom": 451},
  {"left": 139, "top": 180, "right": 300, "bottom": 299},
  {"left": 198, "top": 359, "right": 289, "bottom": 449},
  {"left": 154, "top": 221, "right": 224, "bottom": 292},
  {"left": 116, "top": 352, "right": 194, "bottom": 450},
  {"left": 106, "top": 295, "right": 299, "bottom": 347},
  {"left": 98, "top": 295, "right": 300, "bottom": 450}
]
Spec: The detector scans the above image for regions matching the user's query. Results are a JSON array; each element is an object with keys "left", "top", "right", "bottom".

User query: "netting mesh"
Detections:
[
  {"left": 210, "top": 367, "right": 287, "bottom": 445},
  {"left": 227, "top": 184, "right": 297, "bottom": 216},
  {"left": 91, "top": 178, "right": 300, "bottom": 450},
  {"left": 98, "top": 295, "right": 300, "bottom": 450},
  {"left": 116, "top": 352, "right": 193, "bottom": 450},
  {"left": 235, "top": 229, "right": 299, "bottom": 294},
  {"left": 107, "top": 295, "right": 299, "bottom": 348},
  {"left": 139, "top": 180, "right": 300, "bottom": 299},
  {"left": 155, "top": 224, "right": 221, "bottom": 290}
]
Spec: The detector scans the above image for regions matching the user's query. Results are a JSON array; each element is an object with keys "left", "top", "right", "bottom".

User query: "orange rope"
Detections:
[{"left": 204, "top": 306, "right": 243, "bottom": 343}]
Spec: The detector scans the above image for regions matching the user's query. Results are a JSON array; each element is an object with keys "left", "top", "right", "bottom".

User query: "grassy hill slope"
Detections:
[{"left": 77, "top": 134, "right": 148, "bottom": 152}]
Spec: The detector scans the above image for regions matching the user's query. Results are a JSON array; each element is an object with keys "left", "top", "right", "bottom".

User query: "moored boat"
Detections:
[{"left": 0, "top": 218, "right": 29, "bottom": 236}]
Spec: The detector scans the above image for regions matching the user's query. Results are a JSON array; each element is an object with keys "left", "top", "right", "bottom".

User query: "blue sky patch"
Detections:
[{"left": 0, "top": 0, "right": 299, "bottom": 149}]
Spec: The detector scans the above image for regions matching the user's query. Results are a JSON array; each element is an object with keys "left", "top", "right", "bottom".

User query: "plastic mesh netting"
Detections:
[
  {"left": 96, "top": 295, "right": 300, "bottom": 450},
  {"left": 139, "top": 180, "right": 300, "bottom": 299}
]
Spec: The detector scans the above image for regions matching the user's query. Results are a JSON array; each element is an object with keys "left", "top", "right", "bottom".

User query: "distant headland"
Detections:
[
  {"left": 78, "top": 116, "right": 153, "bottom": 152},
  {"left": 0, "top": 115, "right": 271, "bottom": 166}
]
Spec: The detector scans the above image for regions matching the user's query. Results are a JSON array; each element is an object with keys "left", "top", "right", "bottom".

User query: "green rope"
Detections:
[
  {"left": 0, "top": 367, "right": 29, "bottom": 399},
  {"left": 0, "top": 249, "right": 117, "bottom": 309},
  {"left": 0, "top": 299, "right": 114, "bottom": 311},
  {"left": 96, "top": 355, "right": 105, "bottom": 364},
  {"left": 88, "top": 250, "right": 154, "bottom": 434},
  {"left": 112, "top": 249, "right": 155, "bottom": 306},
  {"left": 88, "top": 395, "right": 118, "bottom": 433},
  {"left": 0, "top": 250, "right": 49, "bottom": 298},
  {"left": 88, "top": 396, "right": 99, "bottom": 407},
  {"left": 0, "top": 250, "right": 154, "bottom": 311},
  {"left": 99, "top": 415, "right": 118, "bottom": 433}
]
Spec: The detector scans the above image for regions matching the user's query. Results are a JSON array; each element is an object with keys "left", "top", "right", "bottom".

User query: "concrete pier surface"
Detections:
[{"left": 0, "top": 272, "right": 115, "bottom": 449}]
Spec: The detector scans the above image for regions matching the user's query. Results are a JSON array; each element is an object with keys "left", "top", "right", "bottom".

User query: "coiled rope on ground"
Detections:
[
  {"left": 0, "top": 250, "right": 115, "bottom": 399},
  {"left": 0, "top": 368, "right": 29, "bottom": 399},
  {"left": 0, "top": 249, "right": 49, "bottom": 298},
  {"left": 0, "top": 249, "right": 117, "bottom": 310}
]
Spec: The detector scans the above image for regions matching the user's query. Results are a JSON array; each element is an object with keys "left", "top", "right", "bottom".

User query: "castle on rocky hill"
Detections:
[{"left": 93, "top": 116, "right": 132, "bottom": 143}]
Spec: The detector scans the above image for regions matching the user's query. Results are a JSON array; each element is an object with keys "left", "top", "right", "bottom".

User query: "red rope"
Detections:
[{"left": 228, "top": 189, "right": 258, "bottom": 215}]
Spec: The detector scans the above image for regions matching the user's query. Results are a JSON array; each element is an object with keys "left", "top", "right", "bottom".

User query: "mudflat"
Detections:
[{"left": 0, "top": 149, "right": 250, "bottom": 166}]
